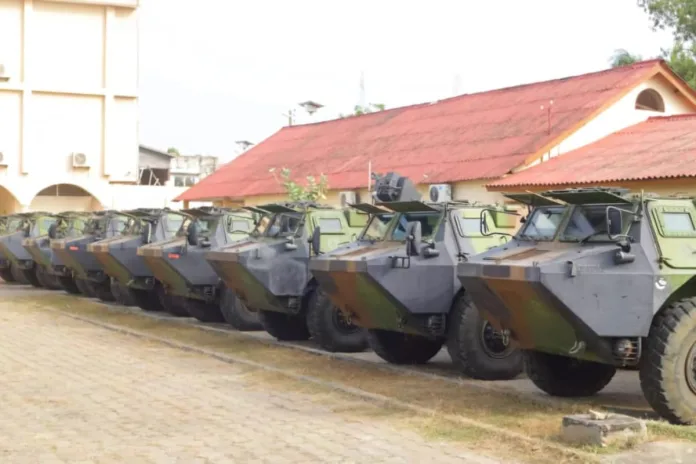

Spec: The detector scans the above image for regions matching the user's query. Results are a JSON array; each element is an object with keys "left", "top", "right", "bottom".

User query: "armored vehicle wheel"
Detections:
[
  {"left": 219, "top": 288, "right": 261, "bottom": 331},
  {"left": 58, "top": 276, "right": 81, "bottom": 294},
  {"left": 259, "top": 310, "right": 310, "bottom": 341},
  {"left": 75, "top": 278, "right": 96, "bottom": 297},
  {"left": 88, "top": 280, "right": 116, "bottom": 303},
  {"left": 368, "top": 329, "right": 444, "bottom": 364},
  {"left": 306, "top": 288, "right": 367, "bottom": 352},
  {"left": 525, "top": 351, "right": 616, "bottom": 397},
  {"left": 0, "top": 267, "right": 16, "bottom": 283},
  {"left": 185, "top": 298, "right": 226, "bottom": 323},
  {"left": 446, "top": 293, "right": 523, "bottom": 380},
  {"left": 640, "top": 297, "right": 696, "bottom": 425},
  {"left": 154, "top": 284, "right": 189, "bottom": 317},
  {"left": 36, "top": 266, "right": 62, "bottom": 290},
  {"left": 130, "top": 288, "right": 164, "bottom": 312},
  {"left": 21, "top": 267, "right": 42, "bottom": 288},
  {"left": 110, "top": 279, "right": 136, "bottom": 306},
  {"left": 11, "top": 263, "right": 29, "bottom": 285}
]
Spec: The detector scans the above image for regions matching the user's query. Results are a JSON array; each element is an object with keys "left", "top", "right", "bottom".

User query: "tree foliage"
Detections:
[
  {"left": 340, "top": 103, "right": 386, "bottom": 118},
  {"left": 609, "top": 49, "right": 644, "bottom": 67},
  {"left": 274, "top": 168, "right": 329, "bottom": 202},
  {"left": 167, "top": 147, "right": 180, "bottom": 156}
]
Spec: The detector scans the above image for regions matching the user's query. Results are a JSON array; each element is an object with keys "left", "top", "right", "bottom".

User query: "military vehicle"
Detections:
[
  {"left": 0, "top": 215, "right": 17, "bottom": 283},
  {"left": 205, "top": 202, "right": 369, "bottom": 352},
  {"left": 88, "top": 209, "right": 189, "bottom": 315},
  {"left": 308, "top": 173, "right": 523, "bottom": 379},
  {"left": 0, "top": 212, "right": 60, "bottom": 288},
  {"left": 51, "top": 210, "right": 134, "bottom": 301},
  {"left": 455, "top": 187, "right": 696, "bottom": 424},
  {"left": 22, "top": 211, "right": 92, "bottom": 293},
  {"left": 138, "top": 207, "right": 258, "bottom": 324}
]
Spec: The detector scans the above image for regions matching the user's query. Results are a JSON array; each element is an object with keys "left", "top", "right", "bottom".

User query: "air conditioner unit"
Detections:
[
  {"left": 428, "top": 184, "right": 452, "bottom": 203},
  {"left": 71, "top": 152, "right": 90, "bottom": 168},
  {"left": 339, "top": 191, "right": 358, "bottom": 207}
]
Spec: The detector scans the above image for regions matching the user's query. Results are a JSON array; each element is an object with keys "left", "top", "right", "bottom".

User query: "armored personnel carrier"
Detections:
[
  {"left": 457, "top": 187, "right": 696, "bottom": 424},
  {"left": 51, "top": 210, "right": 134, "bottom": 301},
  {"left": 0, "top": 215, "right": 19, "bottom": 283},
  {"left": 309, "top": 173, "right": 523, "bottom": 379},
  {"left": 205, "top": 202, "right": 369, "bottom": 351},
  {"left": 0, "top": 212, "right": 59, "bottom": 288},
  {"left": 23, "top": 211, "right": 92, "bottom": 292},
  {"left": 138, "top": 207, "right": 257, "bottom": 324},
  {"left": 87, "top": 209, "right": 189, "bottom": 314}
]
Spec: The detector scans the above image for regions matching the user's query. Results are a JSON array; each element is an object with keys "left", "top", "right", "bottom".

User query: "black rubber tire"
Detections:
[
  {"left": 640, "top": 297, "right": 696, "bottom": 425},
  {"left": 306, "top": 287, "right": 367, "bottom": 352},
  {"left": 0, "top": 266, "right": 16, "bottom": 283},
  {"left": 185, "top": 298, "right": 226, "bottom": 323},
  {"left": 258, "top": 309, "right": 310, "bottom": 341},
  {"left": 87, "top": 280, "right": 116, "bottom": 302},
  {"left": 367, "top": 329, "right": 444, "bottom": 365},
  {"left": 36, "top": 266, "right": 62, "bottom": 290},
  {"left": 11, "top": 263, "right": 29, "bottom": 285},
  {"left": 155, "top": 284, "right": 189, "bottom": 317},
  {"left": 525, "top": 350, "right": 616, "bottom": 397},
  {"left": 58, "top": 275, "right": 81, "bottom": 294},
  {"left": 110, "top": 278, "right": 137, "bottom": 306},
  {"left": 446, "top": 293, "right": 523, "bottom": 380},
  {"left": 21, "top": 267, "right": 42, "bottom": 288},
  {"left": 75, "top": 277, "right": 96, "bottom": 297},
  {"left": 219, "top": 288, "right": 261, "bottom": 331},
  {"left": 130, "top": 287, "right": 164, "bottom": 312}
]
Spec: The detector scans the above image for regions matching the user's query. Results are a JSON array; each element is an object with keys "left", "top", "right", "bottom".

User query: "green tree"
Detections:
[
  {"left": 340, "top": 103, "right": 386, "bottom": 118},
  {"left": 167, "top": 147, "right": 180, "bottom": 156},
  {"left": 610, "top": 49, "right": 644, "bottom": 67},
  {"left": 271, "top": 168, "right": 329, "bottom": 202},
  {"left": 664, "top": 41, "right": 696, "bottom": 88}
]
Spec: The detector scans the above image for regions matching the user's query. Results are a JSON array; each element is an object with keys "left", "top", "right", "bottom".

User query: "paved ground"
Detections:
[{"left": 0, "top": 295, "right": 500, "bottom": 464}]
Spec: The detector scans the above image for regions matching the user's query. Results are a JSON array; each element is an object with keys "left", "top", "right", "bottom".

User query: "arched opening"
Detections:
[
  {"left": 635, "top": 88, "right": 665, "bottom": 112},
  {"left": 29, "top": 184, "right": 103, "bottom": 213},
  {"left": 0, "top": 186, "right": 21, "bottom": 215}
]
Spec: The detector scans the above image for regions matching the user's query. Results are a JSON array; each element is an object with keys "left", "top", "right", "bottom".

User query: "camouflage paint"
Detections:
[
  {"left": 457, "top": 191, "right": 696, "bottom": 365},
  {"left": 0, "top": 213, "right": 54, "bottom": 269},
  {"left": 310, "top": 204, "right": 518, "bottom": 335}
]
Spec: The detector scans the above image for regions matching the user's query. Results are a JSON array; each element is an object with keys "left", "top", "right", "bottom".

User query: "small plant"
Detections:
[{"left": 271, "top": 168, "right": 329, "bottom": 202}]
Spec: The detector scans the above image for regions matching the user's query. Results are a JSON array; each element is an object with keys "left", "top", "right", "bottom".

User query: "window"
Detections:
[
  {"left": 165, "top": 213, "right": 186, "bottom": 234},
  {"left": 635, "top": 89, "right": 665, "bottom": 112},
  {"left": 38, "top": 217, "right": 54, "bottom": 236},
  {"left": 267, "top": 213, "right": 303, "bottom": 237},
  {"left": 174, "top": 175, "right": 198, "bottom": 187},
  {"left": 663, "top": 212, "right": 695, "bottom": 232},
  {"left": 389, "top": 212, "right": 441, "bottom": 242},
  {"left": 519, "top": 206, "right": 565, "bottom": 240},
  {"left": 317, "top": 217, "right": 343, "bottom": 233},
  {"left": 229, "top": 219, "right": 251, "bottom": 233},
  {"left": 561, "top": 205, "right": 616, "bottom": 241},
  {"left": 252, "top": 215, "right": 272, "bottom": 236},
  {"left": 458, "top": 217, "right": 482, "bottom": 236},
  {"left": 361, "top": 214, "right": 394, "bottom": 241}
]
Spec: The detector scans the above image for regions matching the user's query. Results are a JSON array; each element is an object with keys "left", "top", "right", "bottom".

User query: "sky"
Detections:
[{"left": 137, "top": 0, "right": 675, "bottom": 164}]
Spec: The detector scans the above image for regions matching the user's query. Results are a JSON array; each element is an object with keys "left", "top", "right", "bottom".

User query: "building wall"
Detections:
[{"left": 0, "top": 0, "right": 142, "bottom": 212}]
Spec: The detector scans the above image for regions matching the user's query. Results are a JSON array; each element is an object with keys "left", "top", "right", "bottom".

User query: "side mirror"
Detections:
[
  {"left": 141, "top": 222, "right": 152, "bottom": 244},
  {"left": 606, "top": 207, "right": 623, "bottom": 239},
  {"left": 187, "top": 221, "right": 200, "bottom": 246},
  {"left": 310, "top": 226, "right": 321, "bottom": 256},
  {"left": 48, "top": 223, "right": 58, "bottom": 239},
  {"left": 479, "top": 211, "right": 491, "bottom": 235},
  {"left": 405, "top": 221, "right": 422, "bottom": 256}
]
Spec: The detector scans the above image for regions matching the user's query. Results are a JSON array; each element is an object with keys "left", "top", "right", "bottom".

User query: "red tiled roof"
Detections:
[
  {"left": 178, "top": 60, "right": 667, "bottom": 201},
  {"left": 487, "top": 114, "right": 696, "bottom": 189}
]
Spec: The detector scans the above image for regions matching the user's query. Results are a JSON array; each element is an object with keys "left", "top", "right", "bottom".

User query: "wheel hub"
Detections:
[
  {"left": 686, "top": 342, "right": 696, "bottom": 395},
  {"left": 332, "top": 308, "right": 360, "bottom": 335},
  {"left": 480, "top": 321, "right": 514, "bottom": 359}
]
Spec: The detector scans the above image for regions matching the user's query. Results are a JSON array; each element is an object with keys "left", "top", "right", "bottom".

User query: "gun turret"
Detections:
[{"left": 371, "top": 172, "right": 421, "bottom": 203}]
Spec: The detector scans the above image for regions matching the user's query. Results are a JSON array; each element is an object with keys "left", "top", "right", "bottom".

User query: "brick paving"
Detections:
[{"left": 0, "top": 298, "right": 499, "bottom": 463}]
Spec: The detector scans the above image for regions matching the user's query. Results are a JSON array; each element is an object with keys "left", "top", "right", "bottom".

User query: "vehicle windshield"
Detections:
[
  {"left": 457, "top": 214, "right": 483, "bottom": 237},
  {"left": 164, "top": 213, "right": 187, "bottom": 235},
  {"left": 251, "top": 214, "right": 272, "bottom": 237},
  {"left": 519, "top": 206, "right": 565, "bottom": 241},
  {"left": 561, "top": 204, "right": 624, "bottom": 242},
  {"left": 387, "top": 211, "right": 442, "bottom": 242},
  {"left": 361, "top": 213, "right": 395, "bottom": 241},
  {"left": 265, "top": 212, "right": 303, "bottom": 238},
  {"left": 38, "top": 216, "right": 55, "bottom": 236},
  {"left": 6, "top": 218, "right": 23, "bottom": 232},
  {"left": 227, "top": 215, "right": 252, "bottom": 233}
]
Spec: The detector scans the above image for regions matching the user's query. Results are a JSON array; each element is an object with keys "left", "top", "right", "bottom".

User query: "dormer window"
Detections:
[{"left": 635, "top": 88, "right": 665, "bottom": 112}]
